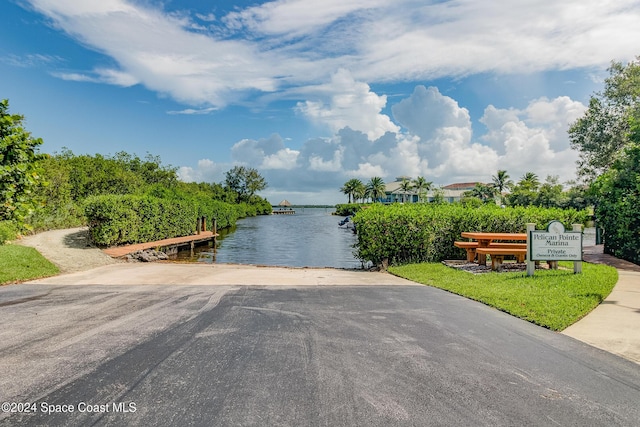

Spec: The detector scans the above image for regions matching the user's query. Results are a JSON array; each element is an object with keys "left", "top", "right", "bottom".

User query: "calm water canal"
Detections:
[{"left": 175, "top": 208, "right": 363, "bottom": 269}]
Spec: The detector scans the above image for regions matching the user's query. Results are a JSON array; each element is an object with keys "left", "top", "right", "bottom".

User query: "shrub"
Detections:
[
  {"left": 83, "top": 193, "right": 268, "bottom": 246},
  {"left": 84, "top": 195, "right": 197, "bottom": 246},
  {"left": 353, "top": 204, "right": 588, "bottom": 266},
  {"left": 592, "top": 140, "right": 640, "bottom": 264},
  {"left": 0, "top": 220, "right": 18, "bottom": 244},
  {"left": 335, "top": 203, "right": 365, "bottom": 216}
]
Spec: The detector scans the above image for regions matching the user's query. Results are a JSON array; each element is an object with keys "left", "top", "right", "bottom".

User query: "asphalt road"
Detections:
[{"left": 1, "top": 284, "right": 640, "bottom": 426}]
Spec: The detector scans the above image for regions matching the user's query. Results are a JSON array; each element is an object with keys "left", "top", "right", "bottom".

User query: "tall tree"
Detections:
[
  {"left": 340, "top": 178, "right": 364, "bottom": 203},
  {"left": 507, "top": 173, "right": 540, "bottom": 206},
  {"left": 492, "top": 170, "right": 513, "bottom": 205},
  {"left": 224, "top": 166, "right": 267, "bottom": 203},
  {"left": 0, "top": 99, "right": 46, "bottom": 225},
  {"left": 412, "top": 176, "right": 432, "bottom": 202},
  {"left": 399, "top": 178, "right": 413, "bottom": 203},
  {"left": 353, "top": 180, "right": 366, "bottom": 203},
  {"left": 569, "top": 57, "right": 640, "bottom": 180},
  {"left": 534, "top": 175, "right": 566, "bottom": 208},
  {"left": 491, "top": 170, "right": 513, "bottom": 194},
  {"left": 365, "top": 177, "right": 386, "bottom": 202},
  {"left": 518, "top": 172, "right": 540, "bottom": 191},
  {"left": 464, "top": 183, "right": 497, "bottom": 204},
  {"left": 245, "top": 168, "right": 267, "bottom": 200},
  {"left": 591, "top": 114, "right": 640, "bottom": 263}
]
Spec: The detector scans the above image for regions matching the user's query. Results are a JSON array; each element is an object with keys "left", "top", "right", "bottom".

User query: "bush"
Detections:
[
  {"left": 353, "top": 204, "right": 589, "bottom": 266},
  {"left": 0, "top": 220, "right": 18, "bottom": 244},
  {"left": 592, "top": 141, "right": 640, "bottom": 264},
  {"left": 335, "top": 203, "right": 365, "bottom": 216},
  {"left": 85, "top": 195, "right": 197, "bottom": 246},
  {"left": 83, "top": 193, "right": 269, "bottom": 246},
  {"left": 26, "top": 201, "right": 86, "bottom": 232}
]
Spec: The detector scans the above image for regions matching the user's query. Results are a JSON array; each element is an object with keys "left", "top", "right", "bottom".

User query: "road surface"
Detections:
[{"left": 1, "top": 284, "right": 639, "bottom": 426}]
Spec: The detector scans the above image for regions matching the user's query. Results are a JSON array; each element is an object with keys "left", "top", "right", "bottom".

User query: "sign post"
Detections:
[
  {"left": 573, "top": 224, "right": 583, "bottom": 274},
  {"left": 526, "top": 223, "right": 536, "bottom": 276},
  {"left": 527, "top": 221, "right": 583, "bottom": 276}
]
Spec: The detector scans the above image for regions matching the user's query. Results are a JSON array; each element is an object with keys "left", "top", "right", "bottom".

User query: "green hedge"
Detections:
[
  {"left": 0, "top": 220, "right": 18, "bottom": 245},
  {"left": 84, "top": 195, "right": 196, "bottom": 246},
  {"left": 85, "top": 195, "right": 260, "bottom": 246},
  {"left": 353, "top": 204, "right": 589, "bottom": 266}
]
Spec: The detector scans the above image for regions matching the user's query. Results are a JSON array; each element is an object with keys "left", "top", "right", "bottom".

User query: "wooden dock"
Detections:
[
  {"left": 103, "top": 231, "right": 218, "bottom": 258},
  {"left": 272, "top": 209, "right": 295, "bottom": 215}
]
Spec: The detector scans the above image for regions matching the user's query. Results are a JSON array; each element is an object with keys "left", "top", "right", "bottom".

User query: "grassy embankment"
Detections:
[
  {"left": 389, "top": 262, "right": 618, "bottom": 331},
  {"left": 0, "top": 245, "right": 59, "bottom": 285}
]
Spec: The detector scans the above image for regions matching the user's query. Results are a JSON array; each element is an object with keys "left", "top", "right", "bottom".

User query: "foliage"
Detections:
[
  {"left": 463, "top": 183, "right": 496, "bottom": 204},
  {"left": 569, "top": 57, "right": 640, "bottom": 180},
  {"left": 84, "top": 186, "right": 271, "bottom": 246},
  {"left": 389, "top": 262, "right": 617, "bottom": 331},
  {"left": 365, "top": 177, "right": 386, "bottom": 202},
  {"left": 340, "top": 178, "right": 365, "bottom": 203},
  {"left": 492, "top": 170, "right": 513, "bottom": 205},
  {"left": 335, "top": 203, "right": 366, "bottom": 216},
  {"left": 62, "top": 149, "right": 178, "bottom": 200},
  {"left": 491, "top": 170, "right": 513, "bottom": 194},
  {"left": 569, "top": 57, "right": 640, "bottom": 264},
  {"left": 0, "top": 220, "right": 18, "bottom": 244},
  {"left": 591, "top": 118, "right": 640, "bottom": 264},
  {"left": 412, "top": 176, "right": 432, "bottom": 202},
  {"left": 352, "top": 203, "right": 588, "bottom": 266},
  {"left": 26, "top": 149, "right": 182, "bottom": 231},
  {"left": 23, "top": 147, "right": 270, "bottom": 236},
  {"left": 398, "top": 178, "right": 413, "bottom": 203},
  {"left": 506, "top": 172, "right": 540, "bottom": 206},
  {"left": 0, "top": 244, "right": 59, "bottom": 284},
  {"left": 225, "top": 166, "right": 267, "bottom": 203},
  {"left": 85, "top": 195, "right": 197, "bottom": 246},
  {"left": 0, "top": 99, "right": 46, "bottom": 227}
]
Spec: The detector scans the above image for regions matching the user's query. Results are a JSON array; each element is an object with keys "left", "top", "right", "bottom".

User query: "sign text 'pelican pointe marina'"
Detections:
[{"left": 529, "top": 221, "right": 583, "bottom": 261}]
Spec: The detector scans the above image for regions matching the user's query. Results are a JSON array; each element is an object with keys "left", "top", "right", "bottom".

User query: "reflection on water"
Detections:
[{"left": 174, "top": 208, "right": 363, "bottom": 269}]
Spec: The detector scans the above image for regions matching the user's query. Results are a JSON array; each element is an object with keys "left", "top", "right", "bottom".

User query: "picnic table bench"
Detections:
[
  {"left": 457, "top": 232, "right": 528, "bottom": 269},
  {"left": 454, "top": 241, "right": 527, "bottom": 262}
]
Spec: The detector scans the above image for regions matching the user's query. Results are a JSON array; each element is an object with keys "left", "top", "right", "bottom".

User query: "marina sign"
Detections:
[{"left": 529, "top": 221, "right": 582, "bottom": 261}]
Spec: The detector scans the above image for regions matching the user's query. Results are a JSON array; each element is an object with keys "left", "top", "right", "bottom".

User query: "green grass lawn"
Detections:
[
  {"left": 389, "top": 262, "right": 618, "bottom": 331},
  {"left": 0, "top": 245, "right": 59, "bottom": 285}
]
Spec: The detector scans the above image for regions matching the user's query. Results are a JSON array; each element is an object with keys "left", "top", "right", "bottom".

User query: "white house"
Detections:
[{"left": 383, "top": 178, "right": 481, "bottom": 203}]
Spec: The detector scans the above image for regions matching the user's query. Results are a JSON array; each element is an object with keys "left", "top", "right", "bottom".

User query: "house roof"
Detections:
[{"left": 442, "top": 182, "right": 482, "bottom": 190}]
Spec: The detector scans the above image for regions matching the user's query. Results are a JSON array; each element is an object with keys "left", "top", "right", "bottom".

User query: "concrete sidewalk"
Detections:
[{"left": 563, "top": 245, "right": 640, "bottom": 365}]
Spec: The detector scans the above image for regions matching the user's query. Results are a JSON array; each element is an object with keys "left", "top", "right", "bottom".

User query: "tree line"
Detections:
[
  {"left": 340, "top": 176, "right": 433, "bottom": 203},
  {"left": 0, "top": 99, "right": 270, "bottom": 243},
  {"left": 339, "top": 171, "right": 589, "bottom": 210}
]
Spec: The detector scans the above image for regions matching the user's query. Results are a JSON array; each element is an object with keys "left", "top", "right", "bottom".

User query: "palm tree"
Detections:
[
  {"left": 412, "top": 176, "right": 433, "bottom": 202},
  {"left": 366, "top": 177, "right": 386, "bottom": 202},
  {"left": 468, "top": 183, "right": 497, "bottom": 203},
  {"left": 340, "top": 178, "right": 363, "bottom": 203},
  {"left": 399, "top": 178, "right": 413, "bottom": 203},
  {"left": 491, "top": 170, "right": 513, "bottom": 194},
  {"left": 492, "top": 170, "right": 513, "bottom": 205},
  {"left": 519, "top": 172, "right": 540, "bottom": 191},
  {"left": 353, "top": 181, "right": 366, "bottom": 203}
]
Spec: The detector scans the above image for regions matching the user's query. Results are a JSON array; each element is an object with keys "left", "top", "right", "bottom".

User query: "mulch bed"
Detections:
[{"left": 442, "top": 260, "right": 554, "bottom": 274}]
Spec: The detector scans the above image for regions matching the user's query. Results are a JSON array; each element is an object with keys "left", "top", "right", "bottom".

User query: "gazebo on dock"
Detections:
[{"left": 273, "top": 199, "right": 295, "bottom": 215}]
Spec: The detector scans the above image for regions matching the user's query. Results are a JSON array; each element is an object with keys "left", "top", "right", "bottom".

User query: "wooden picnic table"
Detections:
[{"left": 460, "top": 232, "right": 527, "bottom": 266}]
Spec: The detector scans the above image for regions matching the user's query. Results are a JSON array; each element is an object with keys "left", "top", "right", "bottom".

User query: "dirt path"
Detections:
[{"left": 17, "top": 227, "right": 120, "bottom": 273}]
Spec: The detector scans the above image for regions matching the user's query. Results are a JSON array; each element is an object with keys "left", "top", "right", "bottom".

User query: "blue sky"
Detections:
[{"left": 1, "top": 0, "right": 639, "bottom": 205}]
